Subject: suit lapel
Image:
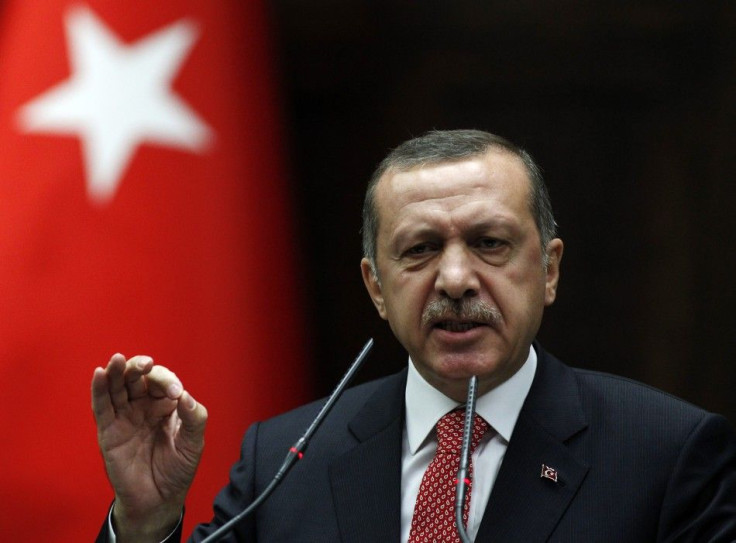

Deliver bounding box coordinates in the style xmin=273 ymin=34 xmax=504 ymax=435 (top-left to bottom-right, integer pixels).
xmin=329 ymin=370 xmax=406 ymax=543
xmin=326 ymin=346 xmax=589 ymax=542
xmin=476 ymin=347 xmax=590 ymax=542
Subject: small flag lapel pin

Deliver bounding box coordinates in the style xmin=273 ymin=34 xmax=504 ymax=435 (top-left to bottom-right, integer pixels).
xmin=540 ymin=464 xmax=558 ymax=483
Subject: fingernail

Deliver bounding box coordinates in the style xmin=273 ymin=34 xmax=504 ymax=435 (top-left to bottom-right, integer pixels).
xmin=168 ymin=383 xmax=182 ymax=397
xmin=185 ymin=394 xmax=197 ymax=410
xmin=136 ymin=357 xmax=151 ymax=370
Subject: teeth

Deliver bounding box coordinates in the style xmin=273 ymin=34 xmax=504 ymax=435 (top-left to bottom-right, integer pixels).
xmin=440 ymin=321 xmax=476 ymax=332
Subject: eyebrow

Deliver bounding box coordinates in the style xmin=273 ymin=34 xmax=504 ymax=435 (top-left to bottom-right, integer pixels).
xmin=389 ymin=214 xmax=521 ymax=249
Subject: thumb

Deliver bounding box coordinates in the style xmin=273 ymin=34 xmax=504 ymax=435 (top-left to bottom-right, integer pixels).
xmin=175 ymin=391 xmax=207 ymax=457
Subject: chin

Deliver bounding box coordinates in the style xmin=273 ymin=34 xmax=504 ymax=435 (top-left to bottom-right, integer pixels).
xmin=433 ymin=352 xmax=504 ymax=381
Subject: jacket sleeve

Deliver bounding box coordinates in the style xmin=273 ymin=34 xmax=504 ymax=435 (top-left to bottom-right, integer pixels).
xmin=187 ymin=423 xmax=260 ymax=542
xmin=657 ymin=413 xmax=736 ymax=541
xmin=94 ymin=503 xmax=184 ymax=543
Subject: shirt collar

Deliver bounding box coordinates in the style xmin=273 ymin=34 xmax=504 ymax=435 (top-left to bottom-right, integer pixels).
xmin=404 ymin=346 xmax=537 ymax=454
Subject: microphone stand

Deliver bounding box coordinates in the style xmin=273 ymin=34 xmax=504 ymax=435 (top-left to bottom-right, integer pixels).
xmin=201 ymin=338 xmax=374 ymax=543
xmin=455 ymin=375 xmax=478 ymax=543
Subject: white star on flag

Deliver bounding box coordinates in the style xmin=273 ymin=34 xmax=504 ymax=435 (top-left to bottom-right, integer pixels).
xmin=16 ymin=5 xmax=213 ymax=204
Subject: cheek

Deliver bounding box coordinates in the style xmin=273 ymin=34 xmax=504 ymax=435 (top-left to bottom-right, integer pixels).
xmin=487 ymin=264 xmax=547 ymax=314
xmin=384 ymin=278 xmax=427 ymax=326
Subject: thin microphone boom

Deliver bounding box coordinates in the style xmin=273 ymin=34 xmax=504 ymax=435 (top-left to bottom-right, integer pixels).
xmin=455 ymin=375 xmax=478 ymax=543
xmin=201 ymin=338 xmax=374 ymax=543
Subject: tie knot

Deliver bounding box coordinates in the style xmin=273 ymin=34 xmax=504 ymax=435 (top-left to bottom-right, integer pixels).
xmin=435 ymin=408 xmax=489 ymax=455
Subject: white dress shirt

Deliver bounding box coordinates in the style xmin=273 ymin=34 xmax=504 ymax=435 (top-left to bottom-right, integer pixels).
xmin=401 ymin=347 xmax=537 ymax=542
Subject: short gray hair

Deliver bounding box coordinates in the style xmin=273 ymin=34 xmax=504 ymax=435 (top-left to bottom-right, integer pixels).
xmin=361 ymin=129 xmax=557 ymax=273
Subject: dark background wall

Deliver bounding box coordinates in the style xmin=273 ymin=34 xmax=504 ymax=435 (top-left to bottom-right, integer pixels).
xmin=267 ymin=1 xmax=736 ymax=423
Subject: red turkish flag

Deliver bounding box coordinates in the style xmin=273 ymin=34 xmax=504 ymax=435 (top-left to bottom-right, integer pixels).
xmin=0 ymin=1 xmax=311 ymax=540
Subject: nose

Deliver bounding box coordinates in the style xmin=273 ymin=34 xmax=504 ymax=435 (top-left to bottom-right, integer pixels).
xmin=435 ymin=244 xmax=480 ymax=300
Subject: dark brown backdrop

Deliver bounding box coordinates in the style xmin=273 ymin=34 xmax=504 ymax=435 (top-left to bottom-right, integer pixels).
xmin=268 ymin=1 xmax=736 ymax=423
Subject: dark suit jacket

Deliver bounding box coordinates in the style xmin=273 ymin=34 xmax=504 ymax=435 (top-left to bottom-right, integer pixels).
xmin=99 ymin=346 xmax=736 ymax=542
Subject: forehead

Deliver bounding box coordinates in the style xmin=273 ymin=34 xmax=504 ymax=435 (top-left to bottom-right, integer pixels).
xmin=374 ymin=150 xmax=533 ymax=227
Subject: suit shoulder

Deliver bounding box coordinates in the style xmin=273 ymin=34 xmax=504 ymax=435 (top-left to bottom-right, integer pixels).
xmin=254 ymin=371 xmax=404 ymax=440
xmin=572 ymin=367 xmax=702 ymax=407
xmin=571 ymin=366 xmax=718 ymax=430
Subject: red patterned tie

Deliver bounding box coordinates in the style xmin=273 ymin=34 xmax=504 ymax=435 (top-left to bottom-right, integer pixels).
xmin=409 ymin=409 xmax=490 ymax=543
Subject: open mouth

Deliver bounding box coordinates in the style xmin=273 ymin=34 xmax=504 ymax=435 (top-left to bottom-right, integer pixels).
xmin=435 ymin=321 xmax=485 ymax=332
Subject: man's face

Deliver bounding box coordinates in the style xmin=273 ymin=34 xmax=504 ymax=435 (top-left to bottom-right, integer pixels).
xmin=361 ymin=149 xmax=563 ymax=401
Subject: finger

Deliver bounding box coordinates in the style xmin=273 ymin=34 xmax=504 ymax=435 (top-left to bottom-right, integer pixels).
xmin=91 ymin=366 xmax=115 ymax=428
xmin=144 ymin=365 xmax=183 ymax=400
xmin=175 ymin=391 xmax=208 ymax=457
xmin=123 ymin=355 xmax=154 ymax=400
xmin=146 ymin=396 xmax=179 ymax=419
xmin=106 ymin=353 xmax=131 ymax=412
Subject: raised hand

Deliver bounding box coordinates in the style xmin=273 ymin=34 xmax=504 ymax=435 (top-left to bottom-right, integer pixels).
xmin=91 ymin=354 xmax=208 ymax=542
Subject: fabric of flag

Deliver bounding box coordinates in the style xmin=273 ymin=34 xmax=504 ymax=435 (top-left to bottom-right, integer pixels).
xmin=0 ymin=1 xmax=311 ymax=540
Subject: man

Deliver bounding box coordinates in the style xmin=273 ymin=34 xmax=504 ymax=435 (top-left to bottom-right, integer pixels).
xmin=93 ymin=129 xmax=736 ymax=542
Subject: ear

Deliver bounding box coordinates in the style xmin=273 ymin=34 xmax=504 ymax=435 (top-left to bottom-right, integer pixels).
xmin=543 ymin=238 xmax=564 ymax=306
xmin=361 ymin=257 xmax=388 ymax=320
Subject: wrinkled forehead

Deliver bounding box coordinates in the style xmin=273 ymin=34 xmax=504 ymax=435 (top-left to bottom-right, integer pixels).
xmin=374 ymin=150 xmax=533 ymax=224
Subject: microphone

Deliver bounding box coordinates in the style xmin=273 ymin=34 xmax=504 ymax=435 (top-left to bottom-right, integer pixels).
xmin=455 ymin=375 xmax=478 ymax=543
xmin=201 ymin=338 xmax=374 ymax=543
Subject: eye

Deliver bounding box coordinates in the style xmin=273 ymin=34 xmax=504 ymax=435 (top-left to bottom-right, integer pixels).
xmin=404 ymin=242 xmax=437 ymax=257
xmin=476 ymin=237 xmax=504 ymax=250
